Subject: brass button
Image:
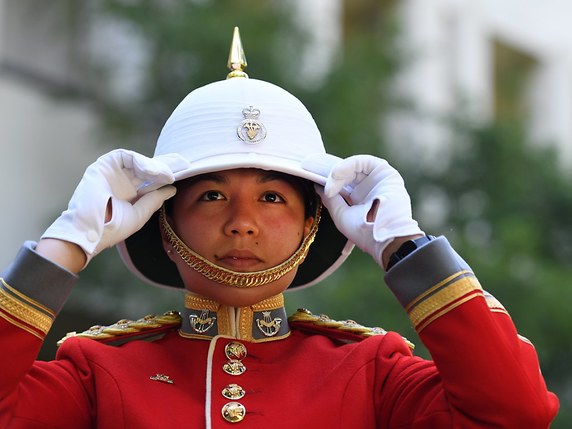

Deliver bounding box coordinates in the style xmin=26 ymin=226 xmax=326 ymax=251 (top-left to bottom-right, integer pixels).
xmin=223 ymin=359 xmax=246 ymax=376
xmin=225 ymin=342 xmax=247 ymax=360
xmin=222 ymin=383 xmax=246 ymax=400
xmin=222 ymin=402 xmax=246 ymax=423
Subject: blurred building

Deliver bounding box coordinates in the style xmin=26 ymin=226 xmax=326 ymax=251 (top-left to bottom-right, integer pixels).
xmin=0 ymin=0 xmax=105 ymax=268
xmin=391 ymin=0 xmax=572 ymax=164
xmin=2 ymin=0 xmax=572 ymax=269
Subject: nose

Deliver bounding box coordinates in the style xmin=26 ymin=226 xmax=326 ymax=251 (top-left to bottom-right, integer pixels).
xmin=223 ymin=200 xmax=259 ymax=237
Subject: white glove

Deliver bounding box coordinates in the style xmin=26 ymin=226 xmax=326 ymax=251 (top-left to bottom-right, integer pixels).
xmin=42 ymin=149 xmax=190 ymax=266
xmin=302 ymin=154 xmax=423 ymax=266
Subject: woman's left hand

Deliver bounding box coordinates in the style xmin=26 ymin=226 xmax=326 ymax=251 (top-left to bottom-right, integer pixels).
xmin=303 ymin=154 xmax=423 ymax=267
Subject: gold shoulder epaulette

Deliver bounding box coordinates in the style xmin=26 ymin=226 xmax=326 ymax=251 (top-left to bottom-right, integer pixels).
xmin=288 ymin=308 xmax=415 ymax=350
xmin=57 ymin=311 xmax=182 ymax=347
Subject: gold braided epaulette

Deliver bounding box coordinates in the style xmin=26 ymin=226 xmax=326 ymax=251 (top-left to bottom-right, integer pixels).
xmin=288 ymin=308 xmax=415 ymax=350
xmin=57 ymin=311 xmax=182 ymax=347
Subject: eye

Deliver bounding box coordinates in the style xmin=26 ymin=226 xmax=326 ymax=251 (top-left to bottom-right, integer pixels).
xmin=261 ymin=192 xmax=284 ymax=203
xmin=200 ymin=190 xmax=225 ymax=201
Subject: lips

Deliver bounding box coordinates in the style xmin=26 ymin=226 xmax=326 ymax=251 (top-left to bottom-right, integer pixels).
xmin=216 ymin=250 xmax=263 ymax=271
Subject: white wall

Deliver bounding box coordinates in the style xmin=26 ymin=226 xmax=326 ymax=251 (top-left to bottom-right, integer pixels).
xmin=391 ymin=0 xmax=572 ymax=165
xmin=0 ymin=0 xmax=111 ymax=268
xmin=0 ymin=76 xmax=105 ymax=268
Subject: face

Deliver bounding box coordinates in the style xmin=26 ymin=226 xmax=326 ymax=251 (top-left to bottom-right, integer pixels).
xmin=162 ymin=168 xmax=314 ymax=307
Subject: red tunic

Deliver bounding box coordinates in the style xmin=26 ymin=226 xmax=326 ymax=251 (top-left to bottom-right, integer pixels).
xmin=0 ymin=238 xmax=559 ymax=428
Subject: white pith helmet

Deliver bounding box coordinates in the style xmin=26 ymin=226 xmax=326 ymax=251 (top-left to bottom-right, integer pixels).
xmin=118 ymin=27 xmax=354 ymax=290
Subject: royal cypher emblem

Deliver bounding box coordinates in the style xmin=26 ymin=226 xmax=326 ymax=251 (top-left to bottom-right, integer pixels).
xmin=237 ymin=106 xmax=267 ymax=144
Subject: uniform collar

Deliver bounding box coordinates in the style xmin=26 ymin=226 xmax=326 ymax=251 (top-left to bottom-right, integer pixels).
xmin=179 ymin=293 xmax=290 ymax=342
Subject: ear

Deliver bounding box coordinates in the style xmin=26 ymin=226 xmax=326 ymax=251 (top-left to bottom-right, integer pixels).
xmin=159 ymin=214 xmax=177 ymax=262
xmin=303 ymin=216 xmax=314 ymax=238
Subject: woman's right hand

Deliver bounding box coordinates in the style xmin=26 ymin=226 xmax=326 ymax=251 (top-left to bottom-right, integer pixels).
xmin=39 ymin=149 xmax=189 ymax=271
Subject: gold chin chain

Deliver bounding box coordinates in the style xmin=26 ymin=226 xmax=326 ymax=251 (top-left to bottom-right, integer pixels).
xmin=159 ymin=203 xmax=321 ymax=288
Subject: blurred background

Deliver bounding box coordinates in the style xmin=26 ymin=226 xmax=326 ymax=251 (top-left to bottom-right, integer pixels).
xmin=1 ymin=0 xmax=571 ymax=425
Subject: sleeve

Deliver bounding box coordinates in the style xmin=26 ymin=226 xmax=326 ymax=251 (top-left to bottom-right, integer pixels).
xmin=0 ymin=241 xmax=92 ymax=427
xmin=380 ymin=236 xmax=559 ymax=428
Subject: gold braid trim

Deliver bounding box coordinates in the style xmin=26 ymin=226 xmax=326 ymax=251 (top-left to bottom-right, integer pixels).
xmin=0 ymin=278 xmax=54 ymax=337
xmin=252 ymin=294 xmax=284 ymax=311
xmin=184 ymin=292 xmax=284 ymax=312
xmin=160 ymin=203 xmax=321 ymax=288
xmin=185 ymin=293 xmax=221 ymax=311
xmin=407 ymin=273 xmax=483 ymax=332
xmin=57 ymin=311 xmax=182 ymax=346
xmin=484 ymin=292 xmax=508 ymax=315
xmin=288 ymin=308 xmax=415 ymax=350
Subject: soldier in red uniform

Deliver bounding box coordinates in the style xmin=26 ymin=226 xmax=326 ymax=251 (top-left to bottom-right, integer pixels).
xmin=0 ymin=28 xmax=559 ymax=428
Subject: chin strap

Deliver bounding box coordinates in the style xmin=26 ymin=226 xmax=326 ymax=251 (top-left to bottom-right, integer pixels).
xmin=159 ymin=203 xmax=321 ymax=288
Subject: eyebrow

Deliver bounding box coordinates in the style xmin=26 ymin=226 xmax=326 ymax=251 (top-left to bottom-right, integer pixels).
xmin=257 ymin=171 xmax=291 ymax=184
xmin=192 ymin=172 xmax=228 ymax=184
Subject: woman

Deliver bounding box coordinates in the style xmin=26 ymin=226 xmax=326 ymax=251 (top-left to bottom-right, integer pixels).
xmin=0 ymin=29 xmax=558 ymax=428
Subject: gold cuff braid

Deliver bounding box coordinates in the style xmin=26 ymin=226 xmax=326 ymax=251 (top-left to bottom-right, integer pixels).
xmin=160 ymin=203 xmax=321 ymax=288
xmin=0 ymin=278 xmax=54 ymax=338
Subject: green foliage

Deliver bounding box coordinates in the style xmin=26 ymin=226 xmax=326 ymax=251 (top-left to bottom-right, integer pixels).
xmin=408 ymin=118 xmax=572 ymax=426
xmin=299 ymin=16 xmax=404 ymax=158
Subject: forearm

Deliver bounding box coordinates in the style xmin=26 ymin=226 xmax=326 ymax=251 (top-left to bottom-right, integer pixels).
xmin=36 ymin=238 xmax=87 ymax=274
xmin=384 ymin=237 xmax=559 ymax=427
xmin=0 ymin=243 xmax=95 ymax=427
xmin=0 ymin=242 xmax=77 ymax=394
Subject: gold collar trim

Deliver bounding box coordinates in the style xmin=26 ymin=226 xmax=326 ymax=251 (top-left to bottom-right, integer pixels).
xmin=179 ymin=293 xmax=290 ymax=342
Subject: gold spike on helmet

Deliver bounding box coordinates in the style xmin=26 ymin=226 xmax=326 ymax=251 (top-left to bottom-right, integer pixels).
xmin=227 ymin=27 xmax=248 ymax=79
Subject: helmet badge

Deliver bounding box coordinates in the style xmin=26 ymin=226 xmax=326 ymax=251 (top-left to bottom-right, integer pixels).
xmin=237 ymin=106 xmax=267 ymax=144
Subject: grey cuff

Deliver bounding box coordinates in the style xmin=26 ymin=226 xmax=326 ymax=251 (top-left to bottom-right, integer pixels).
xmin=384 ymin=236 xmax=472 ymax=308
xmin=1 ymin=241 xmax=77 ymax=314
